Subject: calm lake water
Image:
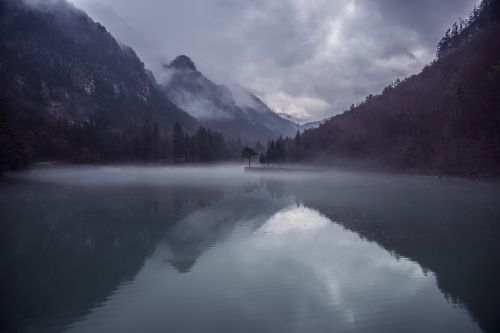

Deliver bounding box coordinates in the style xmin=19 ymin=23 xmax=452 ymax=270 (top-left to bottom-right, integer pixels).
xmin=1 ymin=165 xmax=499 ymax=333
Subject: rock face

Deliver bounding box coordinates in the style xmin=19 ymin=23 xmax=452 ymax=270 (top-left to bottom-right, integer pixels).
xmin=161 ymin=55 xmax=296 ymax=141
xmin=168 ymin=55 xmax=197 ymax=71
xmin=0 ymin=0 xmax=196 ymax=131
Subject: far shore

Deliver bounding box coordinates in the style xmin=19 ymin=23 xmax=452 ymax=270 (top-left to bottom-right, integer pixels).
xmin=244 ymin=165 xmax=326 ymax=173
xmin=1 ymin=161 xmax=498 ymax=182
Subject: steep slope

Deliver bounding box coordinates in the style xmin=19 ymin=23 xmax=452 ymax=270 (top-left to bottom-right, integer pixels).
xmin=0 ymin=0 xmax=197 ymax=131
xmin=299 ymin=0 xmax=500 ymax=175
xmin=161 ymin=55 xmax=296 ymax=141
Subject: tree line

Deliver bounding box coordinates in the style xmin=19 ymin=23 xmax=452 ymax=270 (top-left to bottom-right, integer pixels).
xmin=172 ymin=122 xmax=230 ymax=162
xmin=258 ymin=0 xmax=500 ymax=175
xmin=254 ymin=132 xmax=304 ymax=166
xmin=0 ymin=96 xmax=243 ymax=173
xmin=437 ymin=0 xmax=499 ymax=57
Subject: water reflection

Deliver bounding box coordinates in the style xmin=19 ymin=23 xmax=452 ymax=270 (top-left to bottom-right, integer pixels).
xmin=0 ymin=166 xmax=498 ymax=333
xmin=288 ymin=173 xmax=500 ymax=333
xmin=65 ymin=206 xmax=480 ymax=333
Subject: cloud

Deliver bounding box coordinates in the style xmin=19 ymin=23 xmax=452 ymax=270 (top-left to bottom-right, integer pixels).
xmin=69 ymin=0 xmax=478 ymax=121
xmin=161 ymin=66 xmax=236 ymax=120
xmin=265 ymin=92 xmax=331 ymax=122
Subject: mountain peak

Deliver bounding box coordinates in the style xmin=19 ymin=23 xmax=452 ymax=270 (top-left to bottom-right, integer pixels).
xmin=168 ymin=55 xmax=196 ymax=71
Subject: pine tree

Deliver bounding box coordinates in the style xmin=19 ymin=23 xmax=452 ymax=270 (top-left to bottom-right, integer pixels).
xmin=173 ymin=122 xmax=184 ymax=162
xmin=0 ymin=98 xmax=30 ymax=172
xmin=259 ymin=153 xmax=265 ymax=165
xmin=241 ymin=147 xmax=258 ymax=167
xmin=294 ymin=130 xmax=301 ymax=161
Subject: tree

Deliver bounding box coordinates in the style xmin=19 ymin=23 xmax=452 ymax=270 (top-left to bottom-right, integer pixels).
xmin=141 ymin=119 xmax=157 ymax=160
xmin=275 ymin=136 xmax=286 ymax=164
xmin=241 ymin=147 xmax=258 ymax=167
xmin=259 ymin=153 xmax=265 ymax=166
xmin=294 ymin=130 xmax=302 ymax=161
xmin=437 ymin=28 xmax=452 ymax=57
xmin=0 ymin=98 xmax=31 ymax=172
xmin=451 ymin=22 xmax=459 ymax=37
xmin=173 ymin=121 xmax=184 ymax=162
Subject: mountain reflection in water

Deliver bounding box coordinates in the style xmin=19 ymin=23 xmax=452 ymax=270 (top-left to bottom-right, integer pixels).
xmin=0 ymin=166 xmax=498 ymax=333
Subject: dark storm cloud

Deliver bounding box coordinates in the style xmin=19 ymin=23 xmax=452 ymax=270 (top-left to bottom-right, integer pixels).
xmin=69 ymin=0 xmax=478 ymax=121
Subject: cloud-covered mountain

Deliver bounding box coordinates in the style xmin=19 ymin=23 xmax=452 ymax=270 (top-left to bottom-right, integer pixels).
xmin=300 ymin=120 xmax=324 ymax=132
xmin=0 ymin=0 xmax=196 ymax=131
xmin=161 ymin=55 xmax=296 ymax=141
xmin=277 ymin=112 xmax=304 ymax=125
xmin=67 ymin=0 xmax=478 ymax=121
xmin=277 ymin=112 xmax=325 ymax=131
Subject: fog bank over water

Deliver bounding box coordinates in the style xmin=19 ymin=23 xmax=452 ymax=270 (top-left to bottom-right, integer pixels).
xmin=6 ymin=164 xmax=324 ymax=186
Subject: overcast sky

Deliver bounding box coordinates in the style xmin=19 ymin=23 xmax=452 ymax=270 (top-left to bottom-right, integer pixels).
xmin=69 ymin=0 xmax=477 ymax=121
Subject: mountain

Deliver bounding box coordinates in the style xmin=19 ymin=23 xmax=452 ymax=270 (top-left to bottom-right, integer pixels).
xmin=0 ymin=0 xmax=196 ymax=131
xmin=277 ymin=112 xmax=303 ymax=124
xmin=0 ymin=0 xmax=206 ymax=167
xmin=277 ymin=112 xmax=325 ymax=131
xmin=300 ymin=119 xmax=323 ymax=131
xmin=0 ymin=0 xmax=197 ymax=131
xmin=293 ymin=0 xmax=500 ymax=175
xmin=161 ymin=55 xmax=296 ymax=141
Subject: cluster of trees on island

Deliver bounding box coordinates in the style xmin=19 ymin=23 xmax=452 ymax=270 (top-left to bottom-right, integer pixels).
xmin=242 ymin=132 xmax=304 ymax=167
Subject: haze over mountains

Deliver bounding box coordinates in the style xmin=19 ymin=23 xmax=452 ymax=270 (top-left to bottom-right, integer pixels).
xmin=161 ymin=55 xmax=296 ymax=141
xmin=277 ymin=112 xmax=324 ymax=132
xmin=0 ymin=0 xmax=294 ymax=147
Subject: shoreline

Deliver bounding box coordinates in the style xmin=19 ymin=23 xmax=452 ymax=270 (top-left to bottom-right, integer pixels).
xmin=2 ymin=162 xmax=498 ymax=182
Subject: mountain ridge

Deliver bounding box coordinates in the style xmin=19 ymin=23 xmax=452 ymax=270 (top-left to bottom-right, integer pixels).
xmin=0 ymin=0 xmax=197 ymax=131
xmin=161 ymin=55 xmax=297 ymax=141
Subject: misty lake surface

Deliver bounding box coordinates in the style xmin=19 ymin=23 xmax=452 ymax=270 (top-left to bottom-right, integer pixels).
xmin=1 ymin=166 xmax=499 ymax=333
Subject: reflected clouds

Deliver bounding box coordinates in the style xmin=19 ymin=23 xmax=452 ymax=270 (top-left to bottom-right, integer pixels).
xmin=1 ymin=166 xmax=498 ymax=333
xmin=67 ymin=205 xmax=480 ymax=333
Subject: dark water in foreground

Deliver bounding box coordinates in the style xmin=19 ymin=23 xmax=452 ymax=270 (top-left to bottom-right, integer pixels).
xmin=0 ymin=166 xmax=499 ymax=333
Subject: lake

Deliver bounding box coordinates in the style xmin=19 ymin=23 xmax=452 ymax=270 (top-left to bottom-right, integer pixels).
xmin=0 ymin=165 xmax=499 ymax=333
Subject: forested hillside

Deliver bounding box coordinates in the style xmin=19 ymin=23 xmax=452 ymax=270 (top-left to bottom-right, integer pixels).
xmin=0 ymin=0 xmax=232 ymax=170
xmin=263 ymin=0 xmax=500 ymax=175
